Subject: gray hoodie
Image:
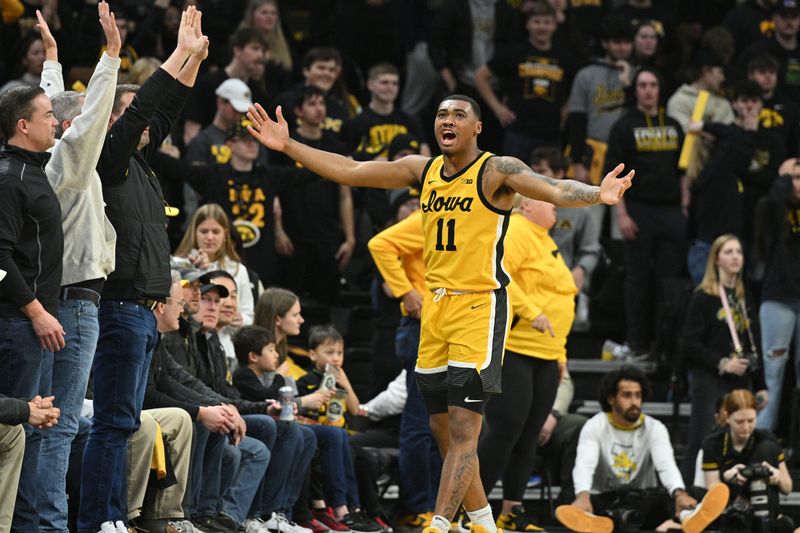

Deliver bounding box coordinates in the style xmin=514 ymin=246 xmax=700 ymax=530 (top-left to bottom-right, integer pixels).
xmin=41 ymin=54 xmax=120 ymax=286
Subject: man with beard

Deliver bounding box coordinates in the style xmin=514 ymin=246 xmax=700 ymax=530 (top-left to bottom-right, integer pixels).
xmin=556 ymin=366 xmax=730 ymax=533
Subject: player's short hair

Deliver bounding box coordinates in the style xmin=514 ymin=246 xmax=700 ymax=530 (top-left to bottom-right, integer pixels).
xmin=0 ymin=85 xmax=46 ymax=140
xmin=293 ymin=85 xmax=326 ymax=110
xmin=732 ymin=80 xmax=763 ymax=101
xmin=439 ymin=94 xmax=481 ymax=120
xmin=308 ymin=324 xmax=344 ymax=350
xmin=531 ymin=146 xmax=569 ymax=173
xmin=303 ymin=47 xmax=342 ymax=70
xmin=233 ymin=325 xmax=276 ymax=368
xmin=598 ymin=365 xmax=650 ymax=412
xmin=368 ymin=62 xmax=399 ymax=80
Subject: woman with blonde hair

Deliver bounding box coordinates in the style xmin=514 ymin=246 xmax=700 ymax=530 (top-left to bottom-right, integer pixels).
xmin=681 ymin=234 xmax=766 ymax=479
xmin=175 ymin=204 xmax=254 ymax=324
xmin=240 ymin=0 xmax=295 ymax=94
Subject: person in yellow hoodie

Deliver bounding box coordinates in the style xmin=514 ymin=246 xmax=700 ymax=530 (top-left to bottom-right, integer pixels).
xmin=368 ymin=181 xmax=443 ymax=529
xmin=477 ymin=194 xmax=578 ymax=532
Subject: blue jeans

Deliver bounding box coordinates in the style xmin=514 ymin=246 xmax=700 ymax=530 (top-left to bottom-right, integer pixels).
xmin=219 ymin=435 xmax=269 ymax=524
xmin=78 ymin=301 xmax=158 ymax=533
xmin=39 ymin=295 xmax=99 ymax=533
xmin=251 ymin=421 xmax=316 ymax=518
xmin=0 ymin=318 xmax=54 ymax=533
xmin=756 ymin=299 xmax=800 ymax=430
xmin=306 ymin=424 xmax=360 ymax=508
xmin=396 ymin=317 xmax=441 ymax=513
xmin=687 ymin=240 xmax=711 ymax=288
xmin=189 ymin=424 xmax=226 ymax=518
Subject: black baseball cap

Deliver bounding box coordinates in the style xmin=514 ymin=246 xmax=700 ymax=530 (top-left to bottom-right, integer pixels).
xmin=387 ymin=134 xmax=421 ymax=160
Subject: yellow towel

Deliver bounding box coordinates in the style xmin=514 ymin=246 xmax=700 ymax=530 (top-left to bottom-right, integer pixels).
xmin=150 ymin=422 xmax=167 ymax=480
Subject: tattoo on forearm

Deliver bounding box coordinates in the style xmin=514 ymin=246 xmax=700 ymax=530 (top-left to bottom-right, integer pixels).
xmin=556 ymin=180 xmax=600 ymax=205
xmin=442 ymin=451 xmax=478 ymax=519
xmin=491 ymin=156 xmax=528 ymax=176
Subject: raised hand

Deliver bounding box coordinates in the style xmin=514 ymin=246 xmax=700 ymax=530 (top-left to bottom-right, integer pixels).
xmin=35 ymin=10 xmax=58 ymax=61
xmin=247 ymin=104 xmax=290 ymax=152
xmin=599 ymin=163 xmax=634 ymax=205
xmin=98 ymin=1 xmax=121 ymax=58
xmin=176 ymin=6 xmax=196 ymax=54
xmin=187 ymin=9 xmax=209 ymax=59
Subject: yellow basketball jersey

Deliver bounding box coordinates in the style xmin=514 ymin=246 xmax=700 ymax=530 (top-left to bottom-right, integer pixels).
xmin=419 ymin=152 xmax=511 ymax=291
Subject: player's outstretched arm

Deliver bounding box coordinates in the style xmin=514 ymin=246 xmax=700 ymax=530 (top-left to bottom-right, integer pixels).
xmin=247 ymin=103 xmax=425 ymax=190
xmin=496 ymin=156 xmax=634 ymax=207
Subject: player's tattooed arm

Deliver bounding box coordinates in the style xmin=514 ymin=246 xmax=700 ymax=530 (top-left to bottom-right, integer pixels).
xmin=492 ymin=155 xmax=632 ymax=207
xmin=490 ymin=155 xmax=601 ymax=206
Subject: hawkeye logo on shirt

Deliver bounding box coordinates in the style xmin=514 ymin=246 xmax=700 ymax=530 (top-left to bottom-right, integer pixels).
xmin=421 ymin=190 xmax=474 ymax=213
xmin=760 ymin=108 xmax=785 ymax=129
xmin=633 ymin=126 xmax=679 ymax=152
xmin=593 ymin=84 xmax=626 ymax=111
xmin=211 ymin=144 xmax=232 ymax=164
xmin=611 ymin=443 xmax=638 ymax=482
xmin=228 ymin=180 xmax=267 ymax=247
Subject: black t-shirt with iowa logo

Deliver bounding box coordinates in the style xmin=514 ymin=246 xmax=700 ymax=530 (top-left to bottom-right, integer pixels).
xmin=345 ymin=107 xmax=425 ymax=159
xmin=150 ymin=151 xmax=313 ymax=284
xmin=488 ymin=41 xmax=577 ymax=139
xmin=605 ymin=108 xmax=684 ymax=205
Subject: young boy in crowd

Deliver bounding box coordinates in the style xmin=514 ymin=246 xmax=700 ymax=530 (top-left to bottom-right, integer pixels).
xmin=233 ymin=325 xmax=291 ymax=400
xmin=298 ymin=326 xmax=361 ymax=423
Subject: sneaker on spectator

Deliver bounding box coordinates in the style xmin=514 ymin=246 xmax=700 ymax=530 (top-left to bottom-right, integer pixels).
xmin=296 ymin=519 xmax=330 ymax=533
xmin=312 ymin=508 xmax=350 ymax=532
xmin=495 ymin=505 xmax=545 ymax=531
xmin=195 ymin=515 xmax=239 ymax=533
xmin=340 ymin=512 xmax=381 ymax=533
xmin=395 ymin=513 xmax=433 ymax=528
xmin=370 ymin=515 xmax=393 ymax=533
xmin=245 ymin=518 xmax=273 ymax=533
xmin=170 ymin=519 xmax=207 ymax=533
xmin=98 ymin=521 xmax=118 ymax=533
xmin=265 ymin=513 xmax=313 ymax=533
xmin=681 ymin=482 xmax=729 ymax=533
xmin=555 ymin=505 xmax=612 ymax=533
xmin=115 ymin=520 xmax=133 ymax=533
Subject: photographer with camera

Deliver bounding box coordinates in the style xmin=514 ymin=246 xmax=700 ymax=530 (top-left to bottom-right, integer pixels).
xmin=556 ymin=366 xmax=729 ymax=533
xmin=702 ymin=389 xmax=794 ymax=533
xmin=681 ymin=233 xmax=767 ymax=481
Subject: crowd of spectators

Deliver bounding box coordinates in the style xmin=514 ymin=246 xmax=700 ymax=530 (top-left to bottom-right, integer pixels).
xmin=1 ymin=0 xmax=800 ymax=532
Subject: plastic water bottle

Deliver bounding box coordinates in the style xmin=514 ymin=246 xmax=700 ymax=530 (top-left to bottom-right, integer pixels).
xmin=279 ymin=386 xmax=295 ymax=422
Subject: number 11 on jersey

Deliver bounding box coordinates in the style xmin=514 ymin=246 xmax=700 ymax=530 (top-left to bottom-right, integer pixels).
xmin=436 ymin=218 xmax=457 ymax=251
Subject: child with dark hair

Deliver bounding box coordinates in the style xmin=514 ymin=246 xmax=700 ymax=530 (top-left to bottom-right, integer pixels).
xmin=296 ymin=326 xmax=390 ymax=533
xmin=232 ymin=325 xmax=286 ymax=398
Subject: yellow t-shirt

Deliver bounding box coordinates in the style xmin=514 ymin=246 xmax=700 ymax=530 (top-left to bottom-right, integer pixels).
xmin=367 ymin=209 xmax=426 ymax=300
xmin=503 ymin=214 xmax=577 ymax=361
xmin=420 ymin=152 xmax=510 ymax=291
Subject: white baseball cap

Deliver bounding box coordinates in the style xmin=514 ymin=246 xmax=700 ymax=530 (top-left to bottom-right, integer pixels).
xmin=215 ymin=78 xmax=253 ymax=113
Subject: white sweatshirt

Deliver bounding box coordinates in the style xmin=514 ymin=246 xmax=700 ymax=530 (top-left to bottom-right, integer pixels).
xmin=573 ymin=412 xmax=685 ymax=496
xmin=41 ymin=55 xmax=120 ymax=286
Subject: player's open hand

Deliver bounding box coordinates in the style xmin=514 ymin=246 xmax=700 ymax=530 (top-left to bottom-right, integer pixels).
xmin=599 ymin=163 xmax=634 ymax=205
xmin=98 ymin=2 xmax=121 ymax=58
xmin=247 ymin=104 xmax=290 ymax=152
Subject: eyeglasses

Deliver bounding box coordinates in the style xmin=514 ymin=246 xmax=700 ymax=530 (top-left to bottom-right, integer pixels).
xmin=166 ymin=297 xmax=186 ymax=308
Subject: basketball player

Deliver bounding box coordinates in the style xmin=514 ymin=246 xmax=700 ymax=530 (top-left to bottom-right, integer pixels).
xmin=246 ymin=95 xmax=633 ymax=533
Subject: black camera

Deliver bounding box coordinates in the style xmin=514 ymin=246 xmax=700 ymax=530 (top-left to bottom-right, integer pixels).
xmin=606 ymin=508 xmax=643 ymax=531
xmin=740 ymin=464 xmax=771 ymax=480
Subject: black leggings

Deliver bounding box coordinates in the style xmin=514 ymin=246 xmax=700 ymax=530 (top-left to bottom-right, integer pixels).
xmin=478 ymin=352 xmax=559 ymax=500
